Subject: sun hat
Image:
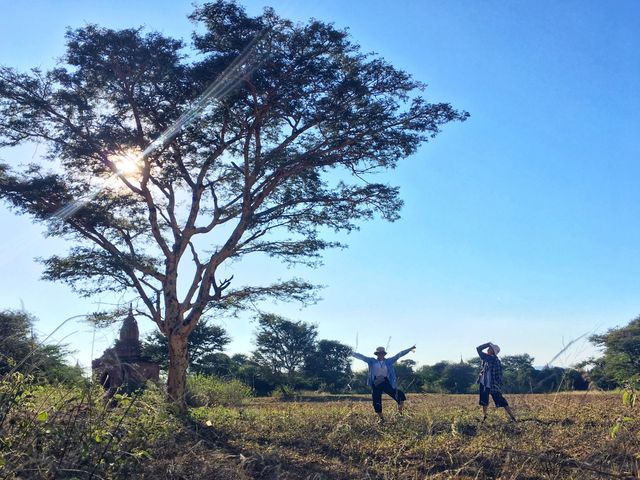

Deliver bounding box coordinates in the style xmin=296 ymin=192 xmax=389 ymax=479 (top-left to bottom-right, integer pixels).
xmin=374 ymin=346 xmax=387 ymax=355
xmin=489 ymin=343 xmax=500 ymax=355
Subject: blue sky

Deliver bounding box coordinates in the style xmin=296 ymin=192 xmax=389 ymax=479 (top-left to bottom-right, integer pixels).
xmin=0 ymin=1 xmax=638 ymax=370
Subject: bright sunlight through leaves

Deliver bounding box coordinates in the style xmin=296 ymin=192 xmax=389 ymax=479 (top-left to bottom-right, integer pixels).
xmin=109 ymin=148 xmax=143 ymax=180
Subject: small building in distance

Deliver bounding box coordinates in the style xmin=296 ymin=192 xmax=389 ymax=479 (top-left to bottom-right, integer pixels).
xmin=92 ymin=306 xmax=159 ymax=396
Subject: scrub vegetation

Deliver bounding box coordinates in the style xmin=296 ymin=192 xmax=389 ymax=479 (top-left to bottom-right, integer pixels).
xmin=3 ymin=310 xmax=640 ymax=478
xmin=1 ymin=371 xmax=638 ymax=479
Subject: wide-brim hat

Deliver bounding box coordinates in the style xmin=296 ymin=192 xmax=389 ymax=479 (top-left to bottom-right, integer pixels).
xmin=489 ymin=343 xmax=501 ymax=355
xmin=374 ymin=346 xmax=387 ymax=355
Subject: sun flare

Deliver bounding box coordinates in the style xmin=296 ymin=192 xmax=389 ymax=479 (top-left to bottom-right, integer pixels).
xmin=109 ymin=148 xmax=143 ymax=180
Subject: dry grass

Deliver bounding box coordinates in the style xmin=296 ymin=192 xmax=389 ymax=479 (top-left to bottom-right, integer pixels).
xmin=2 ymin=384 xmax=639 ymax=479
xmin=188 ymin=392 xmax=640 ymax=479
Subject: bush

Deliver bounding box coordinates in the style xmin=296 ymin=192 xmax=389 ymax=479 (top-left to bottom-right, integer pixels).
xmin=270 ymin=384 xmax=300 ymax=401
xmin=0 ymin=310 xmax=88 ymax=386
xmin=186 ymin=374 xmax=252 ymax=407
xmin=0 ymin=374 xmax=181 ymax=479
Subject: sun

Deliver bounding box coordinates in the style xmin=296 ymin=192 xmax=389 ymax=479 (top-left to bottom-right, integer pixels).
xmin=109 ymin=148 xmax=143 ymax=180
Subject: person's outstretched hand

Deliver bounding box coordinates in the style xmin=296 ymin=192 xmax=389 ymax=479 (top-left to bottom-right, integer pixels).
xmin=410 ymin=345 xmax=416 ymax=352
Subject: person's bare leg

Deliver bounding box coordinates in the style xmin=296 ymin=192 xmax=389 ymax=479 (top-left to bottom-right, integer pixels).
xmin=398 ymin=401 xmax=404 ymax=415
xmin=504 ymin=406 xmax=516 ymax=422
xmin=377 ymin=411 xmax=384 ymax=423
xmin=482 ymin=405 xmax=488 ymax=421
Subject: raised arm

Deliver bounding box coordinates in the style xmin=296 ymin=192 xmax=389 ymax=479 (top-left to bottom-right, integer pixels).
xmin=476 ymin=342 xmax=492 ymax=361
xmin=388 ymin=345 xmax=416 ymax=363
xmin=351 ymin=352 xmax=371 ymax=363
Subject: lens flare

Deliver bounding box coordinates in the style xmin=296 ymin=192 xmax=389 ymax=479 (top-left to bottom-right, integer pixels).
xmin=48 ymin=28 xmax=271 ymax=224
xmin=109 ymin=148 xmax=143 ymax=179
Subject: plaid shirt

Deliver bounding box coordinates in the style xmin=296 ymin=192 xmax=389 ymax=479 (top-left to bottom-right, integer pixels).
xmin=477 ymin=344 xmax=503 ymax=391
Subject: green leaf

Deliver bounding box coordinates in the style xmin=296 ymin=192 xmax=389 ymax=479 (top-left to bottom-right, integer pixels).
xmin=134 ymin=450 xmax=152 ymax=459
xmin=0 ymin=456 xmax=5 ymax=467
xmin=623 ymin=390 xmax=630 ymax=406
xmin=610 ymin=423 xmax=620 ymax=438
xmin=37 ymin=411 xmax=48 ymax=422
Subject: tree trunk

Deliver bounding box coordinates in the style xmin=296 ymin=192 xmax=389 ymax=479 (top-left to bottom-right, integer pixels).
xmin=167 ymin=334 xmax=189 ymax=411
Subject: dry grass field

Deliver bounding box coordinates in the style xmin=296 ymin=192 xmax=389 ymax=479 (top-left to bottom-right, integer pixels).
xmin=185 ymin=392 xmax=639 ymax=479
xmin=1 ymin=380 xmax=639 ymax=479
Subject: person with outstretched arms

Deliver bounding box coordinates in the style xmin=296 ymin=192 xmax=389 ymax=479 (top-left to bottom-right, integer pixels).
xmin=352 ymin=345 xmax=415 ymax=423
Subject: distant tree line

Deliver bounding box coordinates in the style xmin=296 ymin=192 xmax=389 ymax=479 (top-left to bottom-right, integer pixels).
xmin=347 ymin=355 xmax=588 ymax=395
xmin=580 ymin=315 xmax=640 ymax=390
xmin=141 ymin=313 xmax=592 ymax=395
xmin=142 ymin=313 xmax=353 ymax=395
xmin=0 ymin=310 xmax=85 ymax=385
xmin=5 ymin=307 xmax=640 ymax=395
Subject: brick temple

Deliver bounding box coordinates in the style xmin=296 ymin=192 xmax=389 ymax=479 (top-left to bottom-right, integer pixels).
xmin=92 ymin=306 xmax=160 ymax=396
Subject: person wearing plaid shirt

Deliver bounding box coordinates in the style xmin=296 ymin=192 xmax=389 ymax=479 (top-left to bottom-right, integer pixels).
xmin=476 ymin=342 xmax=517 ymax=422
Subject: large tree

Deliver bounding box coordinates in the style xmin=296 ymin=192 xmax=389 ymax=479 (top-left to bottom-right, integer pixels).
xmin=303 ymin=339 xmax=352 ymax=392
xmin=501 ymin=354 xmax=536 ymax=393
xmin=587 ymin=316 xmax=640 ymax=388
xmin=253 ymin=313 xmax=317 ymax=384
xmin=142 ymin=320 xmax=230 ymax=371
xmin=0 ymin=1 xmax=467 ymax=407
xmin=438 ymin=362 xmax=476 ymax=394
xmin=416 ymin=361 xmax=449 ymax=393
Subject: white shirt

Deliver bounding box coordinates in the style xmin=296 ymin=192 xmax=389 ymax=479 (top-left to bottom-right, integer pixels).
xmin=372 ymin=360 xmax=388 ymax=379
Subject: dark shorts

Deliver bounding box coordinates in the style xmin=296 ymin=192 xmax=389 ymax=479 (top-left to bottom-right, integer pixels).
xmin=479 ymin=384 xmax=509 ymax=407
xmin=371 ymin=378 xmax=406 ymax=413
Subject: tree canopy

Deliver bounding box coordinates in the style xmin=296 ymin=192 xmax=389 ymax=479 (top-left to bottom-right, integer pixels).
xmin=142 ymin=320 xmax=230 ymax=371
xmin=253 ymin=313 xmax=317 ymax=380
xmin=587 ymin=316 xmax=640 ymax=388
xmin=303 ymin=339 xmax=352 ymax=392
xmin=0 ymin=1 xmax=467 ymax=406
xmin=0 ymin=310 xmax=85 ymax=384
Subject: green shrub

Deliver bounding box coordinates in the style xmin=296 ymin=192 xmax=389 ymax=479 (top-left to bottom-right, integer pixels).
xmin=271 ymin=384 xmax=299 ymax=401
xmin=0 ymin=374 xmax=180 ymax=479
xmin=186 ymin=374 xmax=252 ymax=407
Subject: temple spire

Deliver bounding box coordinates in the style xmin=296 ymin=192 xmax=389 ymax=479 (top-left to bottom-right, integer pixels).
xmin=117 ymin=306 xmax=140 ymax=359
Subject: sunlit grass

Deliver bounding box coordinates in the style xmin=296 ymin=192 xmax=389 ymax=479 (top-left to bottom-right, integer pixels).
xmin=1 ymin=378 xmax=638 ymax=479
xmin=191 ymin=392 xmax=639 ymax=479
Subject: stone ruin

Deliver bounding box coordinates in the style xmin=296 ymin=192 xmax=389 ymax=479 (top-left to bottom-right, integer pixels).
xmin=92 ymin=307 xmax=160 ymax=396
